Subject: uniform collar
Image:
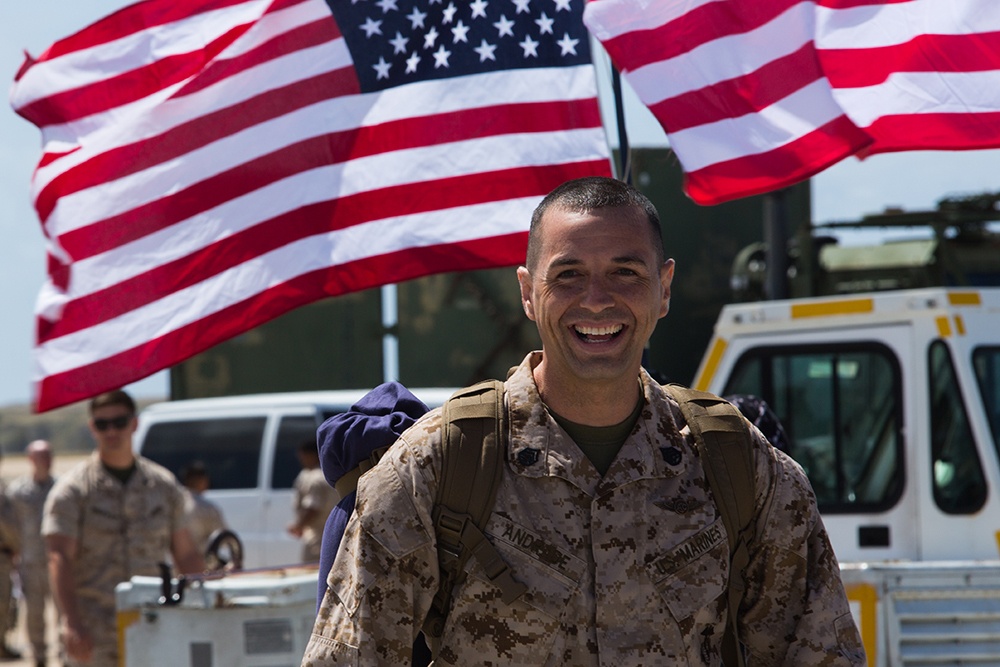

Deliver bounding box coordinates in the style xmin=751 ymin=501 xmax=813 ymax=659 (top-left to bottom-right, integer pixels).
xmin=504 ymin=352 xmax=687 ymax=498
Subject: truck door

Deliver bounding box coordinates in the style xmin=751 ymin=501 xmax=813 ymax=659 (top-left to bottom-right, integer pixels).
xmin=715 ymin=326 xmax=918 ymax=562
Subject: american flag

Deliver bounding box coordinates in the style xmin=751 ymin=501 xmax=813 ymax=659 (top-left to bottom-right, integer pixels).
xmin=11 ymin=0 xmax=610 ymax=412
xmin=584 ymin=0 xmax=1000 ymax=206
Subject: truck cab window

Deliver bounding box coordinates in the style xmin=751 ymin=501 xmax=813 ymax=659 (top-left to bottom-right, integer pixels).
xmin=930 ymin=342 xmax=987 ymax=514
xmin=973 ymin=346 xmax=1000 ymax=460
xmin=724 ymin=344 xmax=904 ymax=513
xmin=143 ymin=417 xmax=266 ymax=489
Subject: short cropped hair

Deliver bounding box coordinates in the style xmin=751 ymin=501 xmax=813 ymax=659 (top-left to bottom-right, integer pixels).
xmin=181 ymin=460 xmax=210 ymax=486
xmin=89 ymin=389 xmax=136 ymax=417
xmin=526 ymin=176 xmax=664 ymax=271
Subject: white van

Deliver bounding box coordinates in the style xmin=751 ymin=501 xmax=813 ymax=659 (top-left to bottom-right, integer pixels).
xmin=133 ymin=389 xmax=454 ymax=569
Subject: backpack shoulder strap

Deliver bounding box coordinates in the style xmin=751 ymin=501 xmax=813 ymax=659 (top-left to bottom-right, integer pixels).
xmin=665 ymin=384 xmax=756 ymax=667
xmin=423 ymin=379 xmax=526 ymax=640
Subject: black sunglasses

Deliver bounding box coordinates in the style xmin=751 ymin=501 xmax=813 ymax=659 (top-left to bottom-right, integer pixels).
xmin=93 ymin=415 xmax=132 ymax=432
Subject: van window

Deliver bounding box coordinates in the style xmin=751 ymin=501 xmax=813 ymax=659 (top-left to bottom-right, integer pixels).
xmin=271 ymin=415 xmax=323 ymax=490
xmin=973 ymin=346 xmax=1000 ymax=460
xmin=142 ymin=417 xmax=266 ymax=489
xmin=930 ymin=341 xmax=987 ymax=514
xmin=724 ymin=343 xmax=904 ymax=513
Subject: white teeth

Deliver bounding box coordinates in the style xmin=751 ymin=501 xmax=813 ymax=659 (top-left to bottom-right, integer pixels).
xmin=575 ymin=325 xmax=623 ymax=336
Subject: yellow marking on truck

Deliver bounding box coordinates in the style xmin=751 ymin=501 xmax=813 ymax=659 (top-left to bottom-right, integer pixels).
xmin=694 ymin=338 xmax=727 ymax=391
xmin=791 ymin=298 xmax=874 ymax=319
xmin=117 ymin=608 xmax=141 ymax=666
xmin=955 ymin=315 xmax=966 ymax=336
xmin=845 ymin=582 xmax=878 ymax=667
xmin=995 ymin=530 xmax=1000 ymax=557
xmin=935 ymin=316 xmax=952 ymax=338
xmin=948 ymin=291 xmax=981 ymax=306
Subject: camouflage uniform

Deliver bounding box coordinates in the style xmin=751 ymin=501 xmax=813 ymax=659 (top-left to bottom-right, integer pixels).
xmin=7 ymin=473 xmax=56 ymax=663
xmin=42 ymin=453 xmax=188 ymax=667
xmin=292 ymin=468 xmax=337 ymax=562
xmin=303 ymin=352 xmax=865 ymax=666
xmin=182 ymin=489 xmax=226 ymax=555
xmin=0 ymin=485 xmax=19 ymax=655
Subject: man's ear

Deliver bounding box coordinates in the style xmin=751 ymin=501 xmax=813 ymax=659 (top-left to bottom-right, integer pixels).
xmin=517 ymin=266 xmax=536 ymax=321
xmin=659 ymin=259 xmax=675 ymax=318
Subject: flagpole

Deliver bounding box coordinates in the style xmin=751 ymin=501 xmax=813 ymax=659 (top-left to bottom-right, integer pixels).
xmin=381 ymin=284 xmax=399 ymax=383
xmin=763 ymin=191 xmax=789 ymax=300
xmin=611 ymin=66 xmax=632 ymax=184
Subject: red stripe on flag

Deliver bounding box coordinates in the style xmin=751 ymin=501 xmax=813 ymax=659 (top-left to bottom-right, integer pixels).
xmin=816 ymin=0 xmax=913 ymax=8
xmin=173 ymin=13 xmax=343 ymax=97
xmin=36 ymin=0 xmax=258 ymax=61
xmin=863 ymin=111 xmax=1000 ymax=153
xmin=821 ymin=32 xmax=1000 ymax=88
xmin=17 ymin=24 xmax=258 ymax=128
xmin=648 ymin=44 xmax=822 ymax=133
xmin=683 ymin=116 xmax=872 ymax=205
xmin=599 ymin=0 xmax=800 ymax=71
xmin=34 ymin=234 xmax=528 ymax=412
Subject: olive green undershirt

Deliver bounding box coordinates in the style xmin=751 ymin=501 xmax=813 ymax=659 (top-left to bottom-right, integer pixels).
xmin=549 ymin=395 xmax=643 ymax=476
xmin=103 ymin=461 xmax=137 ymax=484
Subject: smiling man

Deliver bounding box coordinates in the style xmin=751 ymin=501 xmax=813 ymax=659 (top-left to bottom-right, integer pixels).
xmin=303 ymin=177 xmax=864 ymax=666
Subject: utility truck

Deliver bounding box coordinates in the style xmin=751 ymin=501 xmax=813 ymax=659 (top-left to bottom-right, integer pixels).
xmin=118 ymin=286 xmax=1000 ymax=667
xmin=693 ymin=286 xmax=1000 ymax=666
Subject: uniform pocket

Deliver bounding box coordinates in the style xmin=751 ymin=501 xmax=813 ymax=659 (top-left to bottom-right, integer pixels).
xmin=301 ymin=633 xmax=358 ymax=666
xmin=646 ymin=519 xmax=729 ymax=622
xmin=434 ymin=519 xmax=583 ymax=663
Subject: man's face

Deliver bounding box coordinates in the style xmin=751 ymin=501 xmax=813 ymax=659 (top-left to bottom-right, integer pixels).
xmin=28 ymin=449 xmax=51 ymax=476
xmin=517 ymin=204 xmax=674 ymax=386
xmin=89 ymin=404 xmax=137 ymax=454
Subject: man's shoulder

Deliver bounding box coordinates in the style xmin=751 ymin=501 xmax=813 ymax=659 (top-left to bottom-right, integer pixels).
xmin=135 ymin=456 xmax=182 ymax=488
xmin=51 ymin=456 xmax=98 ymax=489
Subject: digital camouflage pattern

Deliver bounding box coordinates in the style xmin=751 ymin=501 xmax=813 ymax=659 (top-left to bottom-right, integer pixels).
xmin=42 ymin=453 xmax=188 ymax=667
xmin=303 ymin=352 xmax=865 ymax=666
xmin=8 ymin=473 xmax=57 ymax=661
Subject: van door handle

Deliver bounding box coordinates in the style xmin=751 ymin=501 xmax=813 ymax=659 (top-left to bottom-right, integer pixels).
xmin=858 ymin=525 xmax=890 ymax=547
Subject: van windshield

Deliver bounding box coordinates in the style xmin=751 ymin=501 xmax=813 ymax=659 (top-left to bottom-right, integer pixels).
xmin=142 ymin=417 xmax=266 ymax=489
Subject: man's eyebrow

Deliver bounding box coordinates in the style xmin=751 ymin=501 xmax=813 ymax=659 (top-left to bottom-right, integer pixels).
xmin=612 ymin=254 xmax=646 ymax=265
xmin=547 ymin=254 xmax=647 ymax=269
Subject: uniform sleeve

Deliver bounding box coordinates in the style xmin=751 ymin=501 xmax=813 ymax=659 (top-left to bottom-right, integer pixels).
xmin=41 ymin=477 xmax=81 ymax=541
xmin=302 ymin=429 xmax=440 ymax=666
xmin=169 ymin=478 xmax=189 ymax=531
xmin=739 ymin=437 xmax=866 ymax=666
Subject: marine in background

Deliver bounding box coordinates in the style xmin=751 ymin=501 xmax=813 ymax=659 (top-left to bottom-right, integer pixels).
xmin=288 ymin=440 xmax=337 ymax=563
xmin=7 ymin=440 xmax=56 ymax=667
xmin=43 ymin=390 xmax=204 ymax=667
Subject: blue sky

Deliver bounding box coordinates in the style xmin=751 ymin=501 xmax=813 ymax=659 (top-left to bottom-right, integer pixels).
xmin=2 ymin=1 xmax=1000 ymax=408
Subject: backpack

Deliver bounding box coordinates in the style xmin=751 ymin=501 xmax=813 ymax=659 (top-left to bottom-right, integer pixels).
xmin=339 ymin=380 xmax=756 ymax=666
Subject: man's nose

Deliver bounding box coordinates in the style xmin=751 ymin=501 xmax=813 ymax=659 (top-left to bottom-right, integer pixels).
xmin=579 ymin=276 xmax=615 ymax=312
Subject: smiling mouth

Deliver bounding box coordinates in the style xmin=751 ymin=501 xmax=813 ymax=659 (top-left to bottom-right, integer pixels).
xmin=574 ymin=324 xmax=624 ymax=343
